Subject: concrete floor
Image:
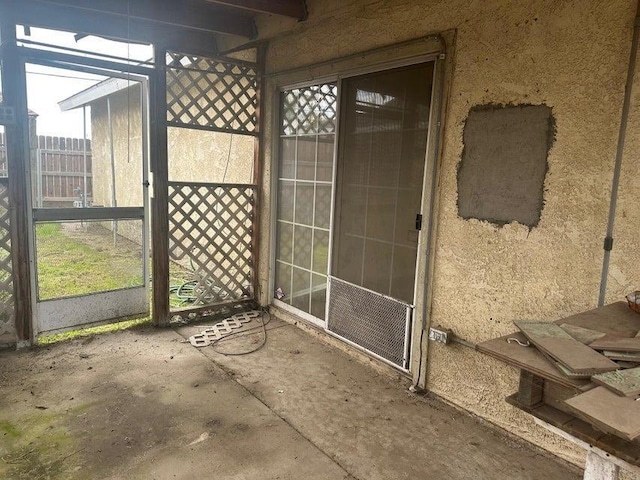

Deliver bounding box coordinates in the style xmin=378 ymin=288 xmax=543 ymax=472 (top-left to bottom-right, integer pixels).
xmin=0 ymin=313 xmax=581 ymax=480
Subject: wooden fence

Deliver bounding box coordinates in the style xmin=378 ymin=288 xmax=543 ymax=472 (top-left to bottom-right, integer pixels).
xmin=0 ymin=132 xmax=92 ymax=207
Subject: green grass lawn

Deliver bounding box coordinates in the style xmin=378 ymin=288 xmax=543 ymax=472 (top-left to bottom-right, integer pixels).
xmin=36 ymin=222 xmax=144 ymax=300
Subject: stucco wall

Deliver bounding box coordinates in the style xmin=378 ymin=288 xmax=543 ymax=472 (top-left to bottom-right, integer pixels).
xmin=90 ymin=84 xmax=254 ymax=244
xmin=255 ymin=0 xmax=640 ymax=473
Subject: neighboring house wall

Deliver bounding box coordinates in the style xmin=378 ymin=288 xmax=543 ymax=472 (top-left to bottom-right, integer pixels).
xmin=256 ymin=0 xmax=640 ymax=469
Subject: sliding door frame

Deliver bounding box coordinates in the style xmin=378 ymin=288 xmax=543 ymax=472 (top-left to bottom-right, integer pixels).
xmin=271 ymin=53 xmax=438 ymax=317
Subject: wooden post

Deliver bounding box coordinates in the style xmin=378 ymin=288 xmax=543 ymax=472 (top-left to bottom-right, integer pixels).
xmin=150 ymin=46 xmax=170 ymax=326
xmin=251 ymin=44 xmax=266 ymax=305
xmin=0 ymin=16 xmax=34 ymax=343
xmin=517 ymin=370 xmax=544 ymax=407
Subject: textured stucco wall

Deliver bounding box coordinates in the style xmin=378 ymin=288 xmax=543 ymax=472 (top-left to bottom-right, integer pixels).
xmin=255 ymin=0 xmax=640 ymax=473
xmin=90 ymin=84 xmax=254 ymax=244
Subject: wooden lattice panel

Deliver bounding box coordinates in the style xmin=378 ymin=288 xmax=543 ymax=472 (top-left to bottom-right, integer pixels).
xmin=0 ymin=182 xmax=15 ymax=344
xmin=166 ymin=52 xmax=258 ymax=135
xmin=168 ymin=182 xmax=255 ymax=308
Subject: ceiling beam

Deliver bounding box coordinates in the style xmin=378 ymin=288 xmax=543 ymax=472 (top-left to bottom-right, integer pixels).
xmin=6 ymin=0 xmax=257 ymax=39
xmin=206 ymin=0 xmax=307 ymax=21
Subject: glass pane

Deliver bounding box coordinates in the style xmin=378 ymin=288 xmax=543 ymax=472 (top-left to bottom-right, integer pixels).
xmin=314 ymin=185 xmax=332 ymax=229
xmin=310 ymin=274 xmax=327 ymax=320
xmin=294 ymin=183 xmax=314 ymax=226
xmin=296 ymin=136 xmax=316 ymax=180
xmin=291 ymin=267 xmax=310 ymax=312
xmin=293 ymin=225 xmax=312 ymax=269
xmin=316 ymin=134 xmax=334 ymax=182
xmin=277 ymin=180 xmax=294 ymax=222
xmin=274 ymin=262 xmax=292 ymax=304
xmin=280 ymin=137 xmax=296 ymax=179
xmin=36 ymin=220 xmax=144 ymax=300
xmin=276 ymin=221 xmax=293 ymax=263
xmin=313 ymin=229 xmax=329 ymax=275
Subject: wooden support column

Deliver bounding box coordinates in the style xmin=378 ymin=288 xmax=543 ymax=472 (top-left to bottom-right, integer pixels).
xmin=517 ymin=370 xmax=544 ymax=407
xmin=251 ymin=44 xmax=266 ymax=305
xmin=150 ymin=46 xmax=170 ymax=326
xmin=0 ymin=16 xmax=34 ymax=343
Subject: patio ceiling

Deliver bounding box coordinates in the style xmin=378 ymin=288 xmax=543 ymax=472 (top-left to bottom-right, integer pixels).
xmin=10 ymin=0 xmax=306 ymax=41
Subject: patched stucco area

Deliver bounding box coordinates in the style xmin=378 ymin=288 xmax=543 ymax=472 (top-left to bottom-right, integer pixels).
xmin=457 ymin=104 xmax=554 ymax=228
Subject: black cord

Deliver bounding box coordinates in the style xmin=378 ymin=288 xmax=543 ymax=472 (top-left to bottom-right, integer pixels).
xmin=210 ymin=309 xmax=271 ymax=356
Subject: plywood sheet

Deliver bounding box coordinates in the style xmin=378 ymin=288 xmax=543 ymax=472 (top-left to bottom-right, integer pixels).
xmin=565 ymin=386 xmax=640 ymax=440
xmin=603 ymin=351 xmax=640 ymax=362
xmin=559 ymin=324 xmax=606 ymax=345
xmin=514 ymin=320 xmax=618 ymax=375
xmin=590 ymin=336 xmax=640 ymax=353
xmin=477 ymin=333 xmax=592 ymax=390
xmin=592 ymin=367 xmax=640 ymax=397
xmin=554 ymin=302 xmax=640 ymax=335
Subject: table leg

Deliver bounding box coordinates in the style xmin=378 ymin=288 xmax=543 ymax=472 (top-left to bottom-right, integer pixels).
xmin=584 ymin=451 xmax=619 ymax=480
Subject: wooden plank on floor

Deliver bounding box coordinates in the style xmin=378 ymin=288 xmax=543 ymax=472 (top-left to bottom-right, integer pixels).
xmin=565 ymin=386 xmax=640 ymax=441
xmin=514 ymin=320 xmax=618 ymax=375
xmin=592 ymin=367 xmax=640 ymax=397
xmin=477 ymin=333 xmax=593 ymax=390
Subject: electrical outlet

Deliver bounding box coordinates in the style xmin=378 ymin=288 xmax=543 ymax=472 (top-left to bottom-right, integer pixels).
xmin=429 ymin=327 xmax=452 ymax=344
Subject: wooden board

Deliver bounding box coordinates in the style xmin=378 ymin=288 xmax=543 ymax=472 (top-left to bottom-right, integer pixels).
xmin=514 ymin=320 xmax=619 ymax=375
xmin=477 ymin=333 xmax=593 ymax=390
xmin=554 ymin=302 xmax=640 ymax=335
xmin=590 ymin=335 xmax=640 ymax=353
xmin=564 ymin=386 xmax=640 ymax=441
xmin=603 ymin=350 xmax=640 ymax=362
xmin=507 ymin=393 xmax=640 ymax=467
xmin=592 ymin=367 xmax=640 ymax=397
xmin=559 ymin=323 xmax=606 ymax=345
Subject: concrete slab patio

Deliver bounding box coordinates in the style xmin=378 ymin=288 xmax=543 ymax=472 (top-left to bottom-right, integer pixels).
xmin=0 ymin=313 xmax=581 ymax=480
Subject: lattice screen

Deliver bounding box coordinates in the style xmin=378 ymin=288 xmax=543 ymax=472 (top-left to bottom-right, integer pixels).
xmin=168 ymin=182 xmax=255 ymax=308
xmin=166 ymin=52 xmax=258 ymax=135
xmin=0 ymin=182 xmax=15 ymax=344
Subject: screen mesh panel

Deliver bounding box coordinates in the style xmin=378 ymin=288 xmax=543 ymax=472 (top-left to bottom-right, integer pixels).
xmin=327 ymin=276 xmax=411 ymax=368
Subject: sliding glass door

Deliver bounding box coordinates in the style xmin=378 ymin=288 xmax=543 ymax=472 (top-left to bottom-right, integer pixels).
xmin=273 ymin=62 xmax=435 ymax=369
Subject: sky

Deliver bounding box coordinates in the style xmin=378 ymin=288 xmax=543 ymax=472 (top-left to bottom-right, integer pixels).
xmin=17 ymin=26 xmax=153 ymax=138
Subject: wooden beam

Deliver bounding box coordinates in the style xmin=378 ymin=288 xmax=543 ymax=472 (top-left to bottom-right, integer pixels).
xmin=0 ymin=15 xmax=34 ymax=343
xmin=150 ymin=46 xmax=170 ymax=327
xmin=1 ymin=0 xmax=256 ymax=48
xmin=206 ymin=0 xmax=307 ymax=20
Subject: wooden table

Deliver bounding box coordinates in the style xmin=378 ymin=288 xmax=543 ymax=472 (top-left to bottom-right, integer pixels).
xmin=478 ymin=302 xmax=640 ymax=479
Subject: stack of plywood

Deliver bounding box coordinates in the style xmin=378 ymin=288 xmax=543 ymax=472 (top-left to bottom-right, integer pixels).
xmin=512 ymin=316 xmax=640 ymax=441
